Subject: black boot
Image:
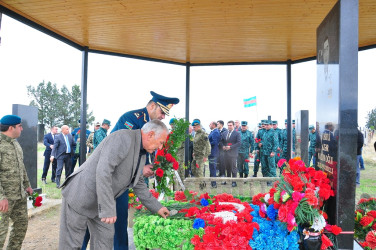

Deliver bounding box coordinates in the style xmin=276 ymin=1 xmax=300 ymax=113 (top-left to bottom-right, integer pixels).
xmin=252 ymin=172 xmax=257 ymax=177
xmin=42 ymin=178 xmax=47 ymax=185
xmin=240 ymin=173 xmax=243 ymax=178
xmin=56 ymin=176 xmax=61 ymax=188
xmin=244 ymin=174 xmax=248 ymax=178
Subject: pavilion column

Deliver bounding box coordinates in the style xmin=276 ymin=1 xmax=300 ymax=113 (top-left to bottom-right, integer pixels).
xmin=286 ymin=59 xmax=292 ymax=160
xmin=0 ymin=12 xmax=2 ymax=45
xmin=79 ymin=46 xmax=89 ymax=164
xmin=184 ymin=62 xmax=191 ymax=171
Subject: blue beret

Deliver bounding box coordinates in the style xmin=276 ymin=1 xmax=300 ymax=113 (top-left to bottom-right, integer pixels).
xmin=241 ymin=121 xmax=247 ymax=126
xmin=102 ymin=119 xmax=111 ymax=126
xmin=150 ymin=91 xmax=179 ymax=116
xmin=191 ymin=119 xmax=200 ymax=126
xmin=0 ymin=115 xmax=21 ymax=125
xmin=272 ymin=120 xmax=278 ymax=125
xmin=261 ymin=120 xmax=267 ymax=124
xmin=265 ymin=120 xmax=272 ymax=125
xmin=292 ymin=120 xmax=296 ymax=124
xmin=169 ymin=118 xmax=177 ymax=124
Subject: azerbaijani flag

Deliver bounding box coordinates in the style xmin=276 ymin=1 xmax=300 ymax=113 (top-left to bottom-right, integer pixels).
xmin=244 ymin=96 xmax=257 ymax=108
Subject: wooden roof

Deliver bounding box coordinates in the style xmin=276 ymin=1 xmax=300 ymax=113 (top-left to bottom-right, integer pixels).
xmin=1 ymin=0 xmax=375 ymax=64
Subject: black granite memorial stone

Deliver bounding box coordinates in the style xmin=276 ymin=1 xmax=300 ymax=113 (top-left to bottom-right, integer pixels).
xmin=12 ymin=104 xmax=39 ymax=190
xmin=295 ymin=110 xmax=309 ymax=166
xmin=316 ymin=0 xmax=358 ymax=248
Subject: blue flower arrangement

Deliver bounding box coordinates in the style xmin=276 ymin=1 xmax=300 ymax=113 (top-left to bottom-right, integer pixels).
xmin=200 ymin=198 xmax=209 ymax=207
xmin=193 ymin=218 xmax=205 ymax=229
xmin=249 ymin=204 xmax=300 ymax=250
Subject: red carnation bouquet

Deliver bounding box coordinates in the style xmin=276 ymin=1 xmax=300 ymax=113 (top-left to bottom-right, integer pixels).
xmin=152 ymin=118 xmax=190 ymax=197
xmin=354 ymin=197 xmax=376 ymax=248
xmin=29 ymin=192 xmax=43 ymax=208
xmin=258 ymin=157 xmax=342 ymax=249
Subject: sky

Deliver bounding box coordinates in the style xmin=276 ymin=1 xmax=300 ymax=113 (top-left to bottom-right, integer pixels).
xmin=1 ymin=14 xmax=375 ymax=133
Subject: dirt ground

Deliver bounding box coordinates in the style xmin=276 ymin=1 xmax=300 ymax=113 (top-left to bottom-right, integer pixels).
xmin=21 ymin=207 xmax=61 ymax=250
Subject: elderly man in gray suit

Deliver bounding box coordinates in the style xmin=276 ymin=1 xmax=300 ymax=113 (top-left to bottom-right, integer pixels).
xmin=58 ymin=120 xmax=170 ymax=249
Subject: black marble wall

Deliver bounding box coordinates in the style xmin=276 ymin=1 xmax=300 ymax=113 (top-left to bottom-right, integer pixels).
xmin=12 ymin=104 xmax=38 ymax=189
xmin=316 ymin=0 xmax=358 ymax=248
xmin=295 ymin=110 xmax=309 ymax=166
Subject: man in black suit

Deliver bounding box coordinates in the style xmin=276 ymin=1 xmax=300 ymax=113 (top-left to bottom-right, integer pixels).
xmin=217 ymin=120 xmax=228 ymax=177
xmin=220 ymin=120 xmax=241 ymax=187
xmin=41 ymin=126 xmax=58 ymax=184
xmin=50 ymin=125 xmax=76 ymax=187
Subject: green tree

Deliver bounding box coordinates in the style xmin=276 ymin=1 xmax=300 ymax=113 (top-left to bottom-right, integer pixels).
xmin=366 ymin=108 xmax=376 ymax=130
xmin=27 ymin=81 xmax=95 ymax=129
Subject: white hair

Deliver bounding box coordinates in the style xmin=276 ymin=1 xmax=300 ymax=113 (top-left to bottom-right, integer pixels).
xmin=141 ymin=119 xmax=168 ymax=137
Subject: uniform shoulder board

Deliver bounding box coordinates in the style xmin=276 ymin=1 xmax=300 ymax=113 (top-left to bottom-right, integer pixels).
xmin=134 ymin=112 xmax=140 ymax=118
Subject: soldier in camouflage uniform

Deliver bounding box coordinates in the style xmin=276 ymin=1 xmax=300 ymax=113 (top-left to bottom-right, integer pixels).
xmin=272 ymin=121 xmax=283 ymax=165
xmin=86 ymin=122 xmax=100 ymax=157
xmin=254 ymin=120 xmax=266 ymax=177
xmin=237 ymin=121 xmax=254 ymax=178
xmin=308 ymin=125 xmax=316 ymax=166
xmin=259 ymin=120 xmax=278 ymax=177
xmin=0 ymin=115 xmax=33 ymax=250
xmin=191 ymin=119 xmax=211 ymax=177
xmin=93 ymin=119 xmax=111 ymax=149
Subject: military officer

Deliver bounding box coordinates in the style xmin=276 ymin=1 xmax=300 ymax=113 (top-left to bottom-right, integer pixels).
xmin=93 ymin=119 xmax=111 ymax=149
xmin=308 ymin=125 xmax=317 ymax=166
xmin=86 ymin=121 xmax=100 ymax=157
xmin=0 ymin=115 xmax=33 ymax=250
xmin=272 ymin=121 xmax=283 ymax=165
xmin=191 ymin=119 xmax=211 ymax=177
xmin=237 ymin=121 xmax=254 ymax=178
xmin=254 ymin=120 xmax=267 ymax=177
xmin=259 ymin=120 xmax=278 ymax=177
xmin=81 ymin=91 xmax=179 ymax=250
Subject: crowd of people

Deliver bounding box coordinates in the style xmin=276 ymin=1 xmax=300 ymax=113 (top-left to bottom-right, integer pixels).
xmin=1 ymin=88 xmax=370 ymax=249
xmin=176 ymin=118 xmax=309 ymax=188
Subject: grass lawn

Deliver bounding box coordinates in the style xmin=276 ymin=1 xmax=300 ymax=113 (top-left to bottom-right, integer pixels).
xmin=355 ymin=136 xmax=376 ymax=201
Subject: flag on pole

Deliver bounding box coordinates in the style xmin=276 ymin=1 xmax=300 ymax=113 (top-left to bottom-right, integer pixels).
xmin=244 ymin=96 xmax=257 ymax=108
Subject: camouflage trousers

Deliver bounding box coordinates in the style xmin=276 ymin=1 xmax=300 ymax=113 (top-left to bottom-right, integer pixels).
xmin=0 ymin=198 xmax=28 ymax=250
xmin=275 ymin=149 xmax=282 ymax=165
xmin=308 ymin=150 xmax=316 ymax=166
xmin=253 ymin=152 xmax=261 ymax=174
xmin=260 ymin=154 xmax=277 ymax=177
xmin=177 ymin=160 xmax=186 ymax=182
xmin=192 ymin=158 xmax=205 ymax=177
xmin=237 ymin=153 xmax=249 ymax=175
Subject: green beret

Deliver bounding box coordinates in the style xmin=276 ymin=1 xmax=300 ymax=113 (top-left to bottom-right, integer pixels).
xmin=102 ymin=119 xmax=111 ymax=126
xmin=272 ymin=120 xmax=278 ymax=125
xmin=309 ymin=125 xmax=315 ymax=129
xmin=0 ymin=115 xmax=21 ymax=125
xmin=258 ymin=123 xmax=262 ymax=127
xmin=292 ymin=120 xmax=296 ymax=124
xmin=261 ymin=120 xmax=267 ymax=124
xmin=241 ymin=121 xmax=248 ymax=126
xmin=191 ymin=119 xmax=200 ymax=126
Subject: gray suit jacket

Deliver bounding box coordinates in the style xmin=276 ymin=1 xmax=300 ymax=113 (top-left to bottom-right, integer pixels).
xmin=51 ymin=133 xmax=76 ymax=159
xmin=61 ymin=129 xmax=162 ymax=219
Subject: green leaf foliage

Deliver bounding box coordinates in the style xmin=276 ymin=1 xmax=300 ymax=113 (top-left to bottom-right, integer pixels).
xmin=27 ymin=81 xmax=95 ymax=129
